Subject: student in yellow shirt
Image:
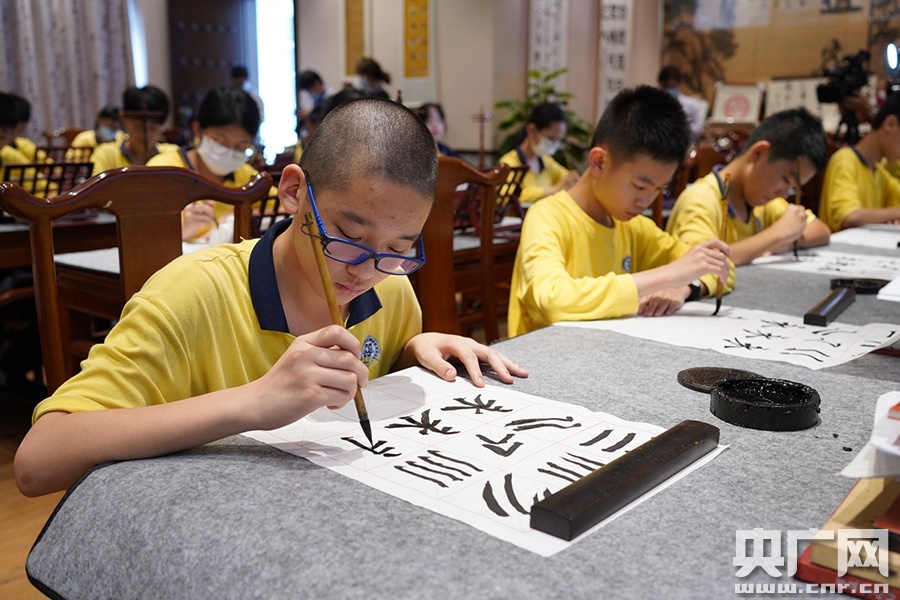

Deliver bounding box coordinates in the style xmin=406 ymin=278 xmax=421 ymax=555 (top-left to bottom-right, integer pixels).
xmin=819 ymin=91 xmax=900 ymax=230
xmin=14 ymin=97 xmax=528 ymax=497
xmin=69 ymin=104 xmax=124 ymax=152
xmin=7 ymin=93 xmax=47 ymax=163
xmin=0 ymin=93 xmax=29 ymax=178
xmin=147 ymin=85 xmax=263 ymax=241
xmin=666 ymin=107 xmax=831 ymax=271
xmin=508 ymin=86 xmax=730 ymax=336
xmin=499 ymin=102 xmax=578 ymax=204
xmin=91 ymin=85 xmax=180 ymax=175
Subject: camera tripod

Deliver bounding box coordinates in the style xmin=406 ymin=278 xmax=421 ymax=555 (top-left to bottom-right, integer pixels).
xmin=835 ymin=107 xmax=861 ymax=145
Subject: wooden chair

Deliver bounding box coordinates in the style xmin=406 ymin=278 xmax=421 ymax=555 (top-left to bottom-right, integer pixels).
xmin=652 ymin=146 xmax=729 ymax=229
xmin=455 ymin=165 xmax=527 ymax=238
xmin=251 ymin=170 xmax=289 ymax=237
xmin=3 ymin=162 xmax=93 ymax=198
xmin=411 ymin=157 xmax=509 ymax=344
xmin=42 ymin=127 xmax=85 ymax=146
xmin=0 ymin=166 xmax=273 ymax=392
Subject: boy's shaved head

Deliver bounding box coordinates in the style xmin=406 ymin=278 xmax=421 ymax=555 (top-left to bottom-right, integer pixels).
xmin=300 ymin=97 xmax=438 ymax=200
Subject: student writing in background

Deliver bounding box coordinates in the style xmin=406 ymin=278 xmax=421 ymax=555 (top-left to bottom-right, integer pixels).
xmin=147 ymin=85 xmax=263 ymax=241
xmin=6 ymin=93 xmax=47 ymax=163
xmin=90 ymin=85 xmax=180 ymax=175
xmin=666 ymin=108 xmax=831 ymax=278
xmin=819 ymin=91 xmax=900 ymax=230
xmin=507 ymin=86 xmax=730 ymax=337
xmin=0 ymin=92 xmax=31 ymax=176
xmin=14 ymin=97 xmax=527 ymax=497
xmin=69 ymin=104 xmax=124 ymax=151
xmin=499 ymin=102 xmax=579 ymax=205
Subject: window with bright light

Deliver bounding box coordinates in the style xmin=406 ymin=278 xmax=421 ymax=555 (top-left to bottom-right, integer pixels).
xmin=256 ymin=0 xmax=296 ymax=163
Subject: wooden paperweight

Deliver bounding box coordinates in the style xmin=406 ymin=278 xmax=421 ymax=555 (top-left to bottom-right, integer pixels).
xmin=803 ymin=286 xmax=855 ymax=326
xmin=529 ymin=420 xmax=720 ymax=541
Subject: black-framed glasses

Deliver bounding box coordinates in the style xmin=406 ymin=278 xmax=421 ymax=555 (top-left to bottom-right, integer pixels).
xmin=303 ymin=171 xmax=426 ymax=276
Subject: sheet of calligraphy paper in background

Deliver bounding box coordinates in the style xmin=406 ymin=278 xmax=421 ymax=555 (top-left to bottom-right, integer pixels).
xmin=555 ymin=304 xmax=900 ymax=370
xmin=244 ymin=367 xmax=724 ymax=557
xmin=829 ymin=226 xmax=900 ymax=251
xmin=751 ymin=250 xmax=900 ymax=281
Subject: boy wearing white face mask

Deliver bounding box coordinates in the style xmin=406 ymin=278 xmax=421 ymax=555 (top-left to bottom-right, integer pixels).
xmin=148 ymin=85 xmax=264 ymax=241
xmin=499 ymin=102 xmax=579 ymax=204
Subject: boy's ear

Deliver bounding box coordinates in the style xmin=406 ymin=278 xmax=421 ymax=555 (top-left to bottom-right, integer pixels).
xmin=747 ymin=140 xmax=771 ymax=163
xmin=587 ymin=145 xmax=610 ymax=175
xmin=279 ymin=164 xmax=308 ymax=215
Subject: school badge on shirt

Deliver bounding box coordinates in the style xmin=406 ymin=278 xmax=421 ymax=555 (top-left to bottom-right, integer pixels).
xmin=622 ymin=255 xmax=632 ymax=273
xmin=361 ymin=335 xmax=381 ymax=366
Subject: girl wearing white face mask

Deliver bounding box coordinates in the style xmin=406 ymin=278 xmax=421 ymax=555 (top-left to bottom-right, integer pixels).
xmin=499 ymin=102 xmax=579 ymax=205
xmin=147 ymin=85 xmax=263 ymax=241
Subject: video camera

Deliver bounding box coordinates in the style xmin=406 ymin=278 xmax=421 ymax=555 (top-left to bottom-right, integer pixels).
xmin=816 ymin=50 xmax=870 ymax=103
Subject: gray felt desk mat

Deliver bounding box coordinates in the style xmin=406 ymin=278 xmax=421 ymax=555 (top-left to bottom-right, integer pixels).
xmin=27 ymin=323 xmax=898 ymax=600
xmin=26 ymin=244 xmax=900 ymax=599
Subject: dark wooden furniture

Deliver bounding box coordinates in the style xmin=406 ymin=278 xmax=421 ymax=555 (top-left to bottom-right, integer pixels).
xmin=252 ymin=170 xmax=288 ymax=237
xmin=35 ymin=146 xmax=94 ymax=163
xmin=0 ymin=215 xmax=118 ymax=270
xmin=3 ymin=162 xmax=93 ymax=197
xmin=455 ymin=165 xmax=528 ymax=239
xmin=412 ymin=157 xmax=510 ymax=344
xmin=0 ymin=166 xmax=273 ymax=392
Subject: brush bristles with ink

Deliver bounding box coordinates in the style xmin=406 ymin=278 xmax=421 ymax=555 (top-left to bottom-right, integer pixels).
xmin=303 ymin=211 xmax=374 ymax=446
xmin=714 ymin=174 xmax=731 ymax=316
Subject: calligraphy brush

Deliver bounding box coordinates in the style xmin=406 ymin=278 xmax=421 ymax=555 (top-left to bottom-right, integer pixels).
xmin=714 ymin=174 xmax=731 ymax=316
xmin=792 ymin=157 xmax=801 ymax=260
xmin=303 ymin=211 xmax=374 ymax=446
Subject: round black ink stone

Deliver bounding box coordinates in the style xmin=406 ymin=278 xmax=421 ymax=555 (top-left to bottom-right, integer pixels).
xmin=830 ymin=278 xmax=890 ymax=295
xmin=709 ymin=378 xmax=820 ymax=431
xmin=677 ymin=367 xmax=764 ymax=394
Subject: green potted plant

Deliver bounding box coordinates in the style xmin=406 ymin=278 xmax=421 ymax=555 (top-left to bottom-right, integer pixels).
xmin=494 ymin=67 xmax=592 ymax=171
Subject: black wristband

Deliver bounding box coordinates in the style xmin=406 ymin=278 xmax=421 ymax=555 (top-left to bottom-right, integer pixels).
xmin=687 ymin=280 xmax=702 ymax=302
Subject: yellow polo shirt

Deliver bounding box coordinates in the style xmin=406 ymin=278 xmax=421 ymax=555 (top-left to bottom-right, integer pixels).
xmin=498 ymin=148 xmax=572 ymax=204
xmin=34 ymin=218 xmax=422 ymax=421
xmin=819 ymin=146 xmax=900 ymax=231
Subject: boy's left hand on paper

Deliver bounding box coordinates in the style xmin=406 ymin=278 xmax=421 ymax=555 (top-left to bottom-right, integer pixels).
xmin=638 ymin=287 xmax=687 ymax=317
xmin=404 ymin=332 xmax=528 ymax=387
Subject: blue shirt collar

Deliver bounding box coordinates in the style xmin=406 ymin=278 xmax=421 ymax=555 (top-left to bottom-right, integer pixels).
xmin=515 ymin=145 xmax=545 ymax=173
xmin=249 ymin=218 xmax=383 ymax=333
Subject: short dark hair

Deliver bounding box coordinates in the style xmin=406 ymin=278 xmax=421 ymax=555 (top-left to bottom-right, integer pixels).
xmin=9 ymin=93 xmax=31 ymax=125
xmin=231 ymin=65 xmax=249 ymax=80
xmin=300 ymin=97 xmax=437 ymax=199
xmin=590 ymin=85 xmax=690 ymax=164
xmin=0 ymin=93 xmax=18 ymax=129
xmin=122 ymin=85 xmax=170 ymax=123
xmin=197 ymin=85 xmax=261 ymax=137
xmin=418 ymin=102 xmax=446 ymax=122
xmin=97 ymin=104 xmax=120 ymax=120
xmin=297 ymin=70 xmax=323 ymax=91
xmin=658 ymin=66 xmax=682 ymax=87
xmin=874 ymin=91 xmax=900 ymax=129
xmin=528 ymin=102 xmax=566 ymax=130
xmin=322 ymin=87 xmax=369 ymax=117
xmin=742 ymin=107 xmax=828 ymax=171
